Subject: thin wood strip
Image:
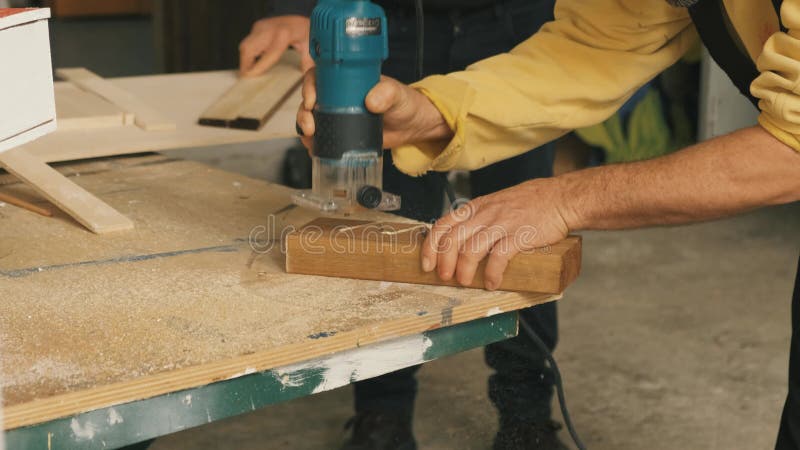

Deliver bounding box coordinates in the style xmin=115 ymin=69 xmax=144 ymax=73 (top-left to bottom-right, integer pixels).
xmin=56 ymin=67 xmax=175 ymax=131
xmin=198 ymin=76 xmax=271 ymax=125
xmin=198 ymin=52 xmax=303 ymax=130
xmin=231 ymin=63 xmax=304 ymax=130
xmin=0 ymin=147 xmax=133 ymax=233
xmin=0 ymin=191 xmax=52 ymax=217
xmin=3 ymin=291 xmax=557 ymax=430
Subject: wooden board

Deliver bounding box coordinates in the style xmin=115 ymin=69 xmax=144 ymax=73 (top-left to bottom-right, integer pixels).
xmin=56 ymin=68 xmax=174 ymax=131
xmin=198 ymin=53 xmax=303 ymax=130
xmin=0 ymin=191 xmax=52 ymax=217
xmin=24 ymin=71 xmax=301 ymax=163
xmin=286 ymin=218 xmax=582 ymax=294
xmin=54 ymin=84 xmax=128 ymax=131
xmin=0 ymin=155 xmax=559 ymax=430
xmin=0 ymin=147 xmax=133 ymax=233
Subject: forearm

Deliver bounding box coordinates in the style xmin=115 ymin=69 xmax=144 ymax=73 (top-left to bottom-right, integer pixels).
xmin=392 ymin=0 xmax=696 ymax=176
xmin=560 ymin=126 xmax=800 ymax=231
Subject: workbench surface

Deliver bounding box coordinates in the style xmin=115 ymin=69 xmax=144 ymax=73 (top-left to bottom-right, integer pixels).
xmin=0 ymin=155 xmax=556 ymax=447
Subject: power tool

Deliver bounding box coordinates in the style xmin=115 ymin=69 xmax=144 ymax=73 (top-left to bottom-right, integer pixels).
xmin=292 ymin=0 xmax=400 ymax=213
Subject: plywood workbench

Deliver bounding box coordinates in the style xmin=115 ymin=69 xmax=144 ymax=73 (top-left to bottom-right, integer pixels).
xmin=0 ymin=154 xmax=559 ymax=449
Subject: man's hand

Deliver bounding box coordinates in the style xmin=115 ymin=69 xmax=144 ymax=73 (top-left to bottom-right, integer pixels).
xmin=239 ymin=16 xmax=314 ymax=77
xmin=419 ymin=126 xmax=800 ymax=291
xmin=421 ymin=178 xmax=573 ymax=291
xmin=295 ymin=70 xmax=453 ymax=150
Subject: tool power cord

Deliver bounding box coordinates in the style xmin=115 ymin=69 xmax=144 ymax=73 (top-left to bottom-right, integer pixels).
xmin=428 ymin=87 xmax=586 ymax=450
xmin=436 ymin=192 xmax=588 ymax=448
xmin=411 ymin=3 xmax=585 ymax=443
xmin=520 ymin=317 xmax=587 ymax=450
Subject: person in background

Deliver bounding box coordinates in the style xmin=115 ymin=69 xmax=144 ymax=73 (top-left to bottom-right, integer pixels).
xmin=240 ymin=1 xmax=565 ymax=449
xmin=296 ymin=0 xmax=800 ymax=448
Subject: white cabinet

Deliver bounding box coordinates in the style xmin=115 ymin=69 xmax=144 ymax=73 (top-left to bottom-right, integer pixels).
xmin=0 ymin=8 xmax=56 ymax=153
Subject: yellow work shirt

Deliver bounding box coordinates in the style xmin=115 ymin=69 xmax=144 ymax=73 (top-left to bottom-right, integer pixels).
xmin=392 ymin=0 xmax=800 ymax=176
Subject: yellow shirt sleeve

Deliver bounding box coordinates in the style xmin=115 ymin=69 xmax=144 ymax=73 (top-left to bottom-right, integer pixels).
xmin=751 ymin=0 xmax=800 ymax=153
xmin=392 ymin=0 xmax=698 ymax=176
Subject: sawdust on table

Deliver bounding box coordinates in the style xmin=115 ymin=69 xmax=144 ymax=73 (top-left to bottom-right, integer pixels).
xmin=0 ymin=157 xmax=509 ymax=408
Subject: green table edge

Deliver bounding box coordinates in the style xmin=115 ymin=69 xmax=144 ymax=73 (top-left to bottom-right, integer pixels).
xmin=6 ymin=312 xmax=518 ymax=450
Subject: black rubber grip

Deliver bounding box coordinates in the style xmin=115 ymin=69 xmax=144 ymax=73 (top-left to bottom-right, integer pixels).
xmin=313 ymin=110 xmax=383 ymax=159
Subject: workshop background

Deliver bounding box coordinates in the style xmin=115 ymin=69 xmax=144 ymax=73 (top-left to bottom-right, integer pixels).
xmin=3 ymin=0 xmax=798 ymax=449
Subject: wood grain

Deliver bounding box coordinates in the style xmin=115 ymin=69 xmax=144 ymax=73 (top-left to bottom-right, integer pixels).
xmin=56 ymin=67 xmax=175 ymax=131
xmin=198 ymin=53 xmax=303 ymax=130
xmin=286 ymin=218 xmax=582 ymax=294
xmin=0 ymin=147 xmax=133 ymax=233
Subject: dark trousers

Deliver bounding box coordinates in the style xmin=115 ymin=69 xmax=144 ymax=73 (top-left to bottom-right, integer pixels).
xmin=776 ymin=255 xmax=800 ymax=449
xmin=355 ymin=0 xmax=558 ymax=424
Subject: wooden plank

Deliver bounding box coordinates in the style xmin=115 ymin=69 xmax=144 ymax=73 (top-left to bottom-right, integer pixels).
xmin=0 ymin=147 xmax=133 ymax=233
xmin=0 ymin=191 xmax=52 ymax=217
xmin=197 ymin=76 xmax=272 ymax=126
xmin=286 ymin=218 xmax=582 ymax=294
xmin=25 ymin=72 xmax=301 ymax=163
xmin=54 ymin=84 xmax=127 ymax=131
xmin=233 ymin=63 xmax=304 ymax=130
xmin=198 ymin=53 xmax=303 ymax=130
xmin=56 ymin=67 xmax=175 ymax=131
xmin=0 ymin=156 xmax=560 ymax=430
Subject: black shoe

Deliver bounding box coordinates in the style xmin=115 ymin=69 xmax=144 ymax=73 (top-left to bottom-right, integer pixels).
xmin=493 ymin=419 xmax=569 ymax=450
xmin=339 ymin=411 xmax=417 ymax=450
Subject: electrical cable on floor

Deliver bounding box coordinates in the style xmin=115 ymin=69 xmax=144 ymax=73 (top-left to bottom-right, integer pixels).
xmin=419 ymin=4 xmax=585 ymax=442
xmin=520 ymin=317 xmax=587 ymax=450
xmin=442 ymin=176 xmax=585 ymax=447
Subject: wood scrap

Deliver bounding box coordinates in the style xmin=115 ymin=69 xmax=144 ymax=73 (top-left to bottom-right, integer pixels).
xmin=198 ymin=52 xmax=303 ymax=130
xmin=56 ymin=67 xmax=175 ymax=131
xmin=0 ymin=147 xmax=133 ymax=233
xmin=24 ymin=72 xmax=301 ymax=164
xmin=0 ymin=191 xmax=52 ymax=217
xmin=286 ymin=218 xmax=582 ymax=294
xmin=54 ymin=83 xmax=129 ymax=131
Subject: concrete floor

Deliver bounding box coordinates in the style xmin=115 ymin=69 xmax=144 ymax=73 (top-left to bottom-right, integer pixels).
xmin=145 ymin=200 xmax=798 ymax=450
xmin=48 ymin=14 xmax=800 ymax=450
